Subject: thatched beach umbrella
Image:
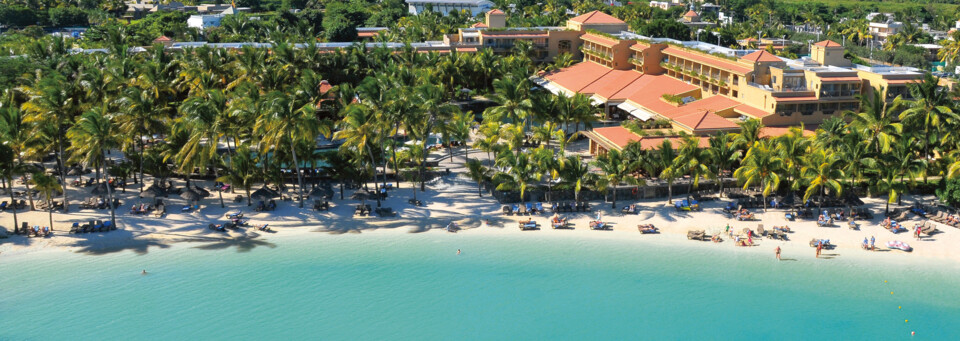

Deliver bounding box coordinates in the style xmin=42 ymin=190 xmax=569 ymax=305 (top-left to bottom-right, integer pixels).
xmin=140 ymin=185 xmax=165 ymax=198
xmin=90 ymin=182 xmax=111 ymax=196
xmin=309 ymin=186 xmax=333 ymax=199
xmin=191 ymin=186 xmax=211 ymax=198
xmin=251 ymin=186 xmax=280 ymax=201
xmin=180 ymin=188 xmax=202 ymax=202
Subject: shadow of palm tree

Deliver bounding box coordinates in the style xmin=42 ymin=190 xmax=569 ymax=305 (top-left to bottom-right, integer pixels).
xmin=192 ymin=233 xmax=276 ymax=252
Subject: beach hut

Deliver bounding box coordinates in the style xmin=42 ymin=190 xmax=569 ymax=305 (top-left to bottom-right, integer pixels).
xmin=251 ymin=186 xmax=280 ymax=200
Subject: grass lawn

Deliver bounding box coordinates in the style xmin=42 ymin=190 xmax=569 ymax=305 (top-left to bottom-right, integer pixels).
xmin=780 ymin=0 xmax=958 ymax=12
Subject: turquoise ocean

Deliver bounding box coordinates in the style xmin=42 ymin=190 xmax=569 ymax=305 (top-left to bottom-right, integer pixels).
xmin=2 ymin=233 xmax=958 ymax=340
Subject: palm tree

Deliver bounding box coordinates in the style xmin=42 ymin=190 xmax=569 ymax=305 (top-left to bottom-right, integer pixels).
xmin=334 ymin=102 xmax=384 ymax=207
xmin=218 ymin=146 xmax=261 ymax=206
xmin=774 ymin=126 xmax=811 ymax=190
xmin=558 ymin=154 xmax=592 ymax=203
xmin=675 ymin=135 xmax=714 ymax=196
xmin=937 ymin=30 xmax=960 ymax=64
xmin=800 ymin=149 xmax=844 ymax=212
xmin=257 ymin=91 xmax=329 ymax=208
xmin=734 ymin=140 xmax=785 ymax=211
xmin=530 ymin=146 xmax=559 ymax=202
xmin=732 ymin=118 xmax=764 ymax=152
xmin=31 ymin=172 xmax=62 ymax=231
xmin=66 ymin=107 xmax=120 ymax=227
xmin=465 ymin=158 xmax=489 ymax=197
xmin=176 ymin=90 xmax=231 ymax=208
xmin=484 ymin=75 xmax=533 ymax=130
xmin=114 ymin=86 xmax=167 ymax=193
xmin=593 ymin=149 xmax=640 ymax=209
xmin=20 ymin=73 xmax=80 ymax=211
xmin=0 ymin=97 xmax=38 ymax=210
xmin=0 ymin=144 xmax=19 ymax=233
xmin=706 ymin=132 xmax=741 ymax=197
xmin=653 ymin=140 xmax=678 ymax=203
xmin=845 ymin=90 xmax=903 ymax=155
xmin=493 ymin=150 xmax=537 ymax=203
xmin=448 ymin=111 xmax=474 ymax=164
xmin=900 ymin=73 xmax=956 ymax=160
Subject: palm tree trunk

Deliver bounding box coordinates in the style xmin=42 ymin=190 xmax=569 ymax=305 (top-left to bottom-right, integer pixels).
xmin=8 ymin=177 xmax=18 ymax=234
xmin=718 ymin=168 xmax=725 ymax=198
xmin=667 ymin=181 xmax=673 ymax=204
xmin=290 ymin=143 xmax=306 ymax=208
xmin=611 ymin=184 xmax=617 ymax=209
xmin=102 ymin=152 xmax=117 ymax=229
xmin=47 ymin=195 xmax=53 ymax=230
xmin=213 ymin=162 xmax=224 ymax=208
xmin=367 ymin=146 xmax=382 ymax=208
xmin=56 ymin=136 xmax=69 ymax=212
xmin=18 ymin=155 xmax=35 ymax=210
xmin=246 ymin=186 xmax=252 ymax=206
xmin=138 ymin=132 xmax=145 ymax=193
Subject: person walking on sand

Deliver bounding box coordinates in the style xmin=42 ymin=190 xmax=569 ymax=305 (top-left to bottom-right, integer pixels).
xmin=775 ymin=246 xmax=781 ymax=261
xmin=816 ymin=242 xmax=822 ymax=258
xmin=870 ymin=236 xmax=876 ymax=251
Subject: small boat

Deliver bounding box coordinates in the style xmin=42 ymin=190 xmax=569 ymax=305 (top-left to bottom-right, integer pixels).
xmin=886 ymin=241 xmax=912 ymax=252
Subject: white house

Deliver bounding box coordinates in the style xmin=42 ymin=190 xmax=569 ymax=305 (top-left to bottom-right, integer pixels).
xmin=405 ymin=0 xmax=494 ymax=16
xmin=187 ymin=14 xmax=223 ymax=29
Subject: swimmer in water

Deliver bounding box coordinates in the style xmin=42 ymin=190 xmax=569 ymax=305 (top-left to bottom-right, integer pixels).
xmin=457 ymin=249 xmax=461 ymax=255
xmin=141 ymin=269 xmax=147 ymax=275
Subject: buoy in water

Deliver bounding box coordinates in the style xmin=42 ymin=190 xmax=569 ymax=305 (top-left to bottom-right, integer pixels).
xmin=912 ymin=331 xmax=915 ymax=336
xmin=898 ymin=306 xmax=901 ymax=309
xmin=891 ymin=292 xmax=894 ymax=295
xmin=905 ymin=319 xmax=909 ymax=323
xmin=884 ymin=280 xmax=888 ymax=283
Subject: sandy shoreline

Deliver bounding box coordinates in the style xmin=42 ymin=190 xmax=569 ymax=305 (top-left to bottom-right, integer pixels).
xmin=2 ymin=174 xmax=959 ymax=269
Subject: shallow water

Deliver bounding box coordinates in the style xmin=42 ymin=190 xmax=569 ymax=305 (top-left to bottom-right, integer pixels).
xmin=1 ymin=233 xmax=957 ymax=340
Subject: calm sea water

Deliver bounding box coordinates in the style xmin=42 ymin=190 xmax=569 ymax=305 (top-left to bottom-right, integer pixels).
xmin=1 ymin=233 xmax=958 ymax=340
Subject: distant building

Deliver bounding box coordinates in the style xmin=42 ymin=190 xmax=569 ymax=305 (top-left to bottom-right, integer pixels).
xmin=679 ymin=10 xmax=715 ymax=29
xmin=869 ymin=20 xmax=902 ymax=41
xmin=356 ymin=27 xmax=388 ymax=40
xmin=188 ymin=15 xmax=224 ymax=29
xmin=405 ymin=0 xmax=495 ymax=16
xmin=649 ymin=1 xmax=684 ymax=10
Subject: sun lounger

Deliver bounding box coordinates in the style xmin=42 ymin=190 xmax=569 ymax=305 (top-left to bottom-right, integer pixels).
xmin=535 ymin=202 xmax=544 ymax=213
xmin=518 ymin=205 xmax=527 ymax=215
xmin=70 ymin=222 xmax=80 ymax=233
xmin=921 ymin=221 xmax=937 ymax=235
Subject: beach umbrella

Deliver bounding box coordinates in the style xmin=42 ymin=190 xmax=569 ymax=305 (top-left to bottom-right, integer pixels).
xmin=140 ymin=185 xmax=165 ymax=198
xmin=309 ymin=186 xmax=333 ymax=199
xmin=350 ymin=190 xmax=370 ymax=201
xmin=90 ymin=182 xmax=111 ymax=196
xmin=191 ymin=186 xmax=211 ymax=198
xmin=251 ymin=186 xmax=280 ymax=200
xmin=180 ymin=188 xmax=202 ymax=202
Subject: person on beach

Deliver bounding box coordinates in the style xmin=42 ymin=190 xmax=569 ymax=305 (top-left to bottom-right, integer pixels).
xmin=816 ymin=242 xmax=822 ymax=258
xmin=775 ymin=246 xmax=781 ymax=261
xmin=915 ymin=226 xmax=922 ymax=240
xmin=870 ymin=236 xmax=876 ymax=251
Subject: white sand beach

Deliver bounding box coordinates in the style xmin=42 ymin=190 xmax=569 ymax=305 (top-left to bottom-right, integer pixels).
xmin=2 ymin=170 xmax=959 ymax=268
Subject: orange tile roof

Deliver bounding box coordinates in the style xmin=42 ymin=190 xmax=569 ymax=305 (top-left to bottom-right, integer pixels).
xmin=662 ymin=46 xmax=752 ymax=74
xmin=456 ymin=47 xmax=478 ymax=52
xmin=581 ymin=32 xmax=620 ymax=46
xmin=591 ymin=126 xmax=641 ymax=148
xmin=543 ymin=61 xmax=612 ymax=93
xmin=637 ymin=136 xmax=709 ymax=150
xmin=569 ymin=10 xmax=625 ymax=25
xmin=580 ymin=69 xmax=643 ymax=99
xmin=813 ymin=40 xmax=842 ymax=47
xmin=629 ymin=41 xmax=649 ymax=51
xmin=357 ymin=31 xmax=379 ymax=38
xmin=621 ymin=74 xmax=699 ymax=115
xmin=684 ymin=10 xmax=698 ymax=17
xmin=487 ymin=9 xmax=504 ymax=14
xmin=740 ymin=50 xmax=782 ymax=63
xmin=471 ymin=22 xmax=488 ymax=28
xmin=734 ymin=104 xmax=771 ymax=118
xmin=673 ymin=110 xmax=740 ymax=131
xmin=154 ymin=36 xmax=172 ymax=42
xmin=318 ymin=80 xmax=333 ymax=93
xmin=759 ymin=126 xmax=817 ymax=138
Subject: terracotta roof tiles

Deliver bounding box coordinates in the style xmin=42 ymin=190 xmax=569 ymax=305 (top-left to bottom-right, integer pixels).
xmin=569 ymin=10 xmax=625 ymax=25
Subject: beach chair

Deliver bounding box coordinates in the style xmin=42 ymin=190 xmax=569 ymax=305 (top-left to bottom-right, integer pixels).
xmin=502 ymin=205 xmax=512 ymax=215
xmin=70 ymin=222 xmax=80 ymax=233
xmin=582 ymin=202 xmax=591 ymax=212
xmin=519 ymin=204 xmax=528 ymax=215
xmin=757 ymin=225 xmax=765 ymax=236
xmin=0 ymin=201 xmax=6 ymax=210
xmin=535 ymin=202 xmax=544 ymax=214
xmin=104 ymin=221 xmax=114 ymax=231
xmin=512 ymin=204 xmax=520 ymax=215
xmin=525 ymin=203 xmax=534 ymax=214
xmin=921 ymin=221 xmax=937 ymax=235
